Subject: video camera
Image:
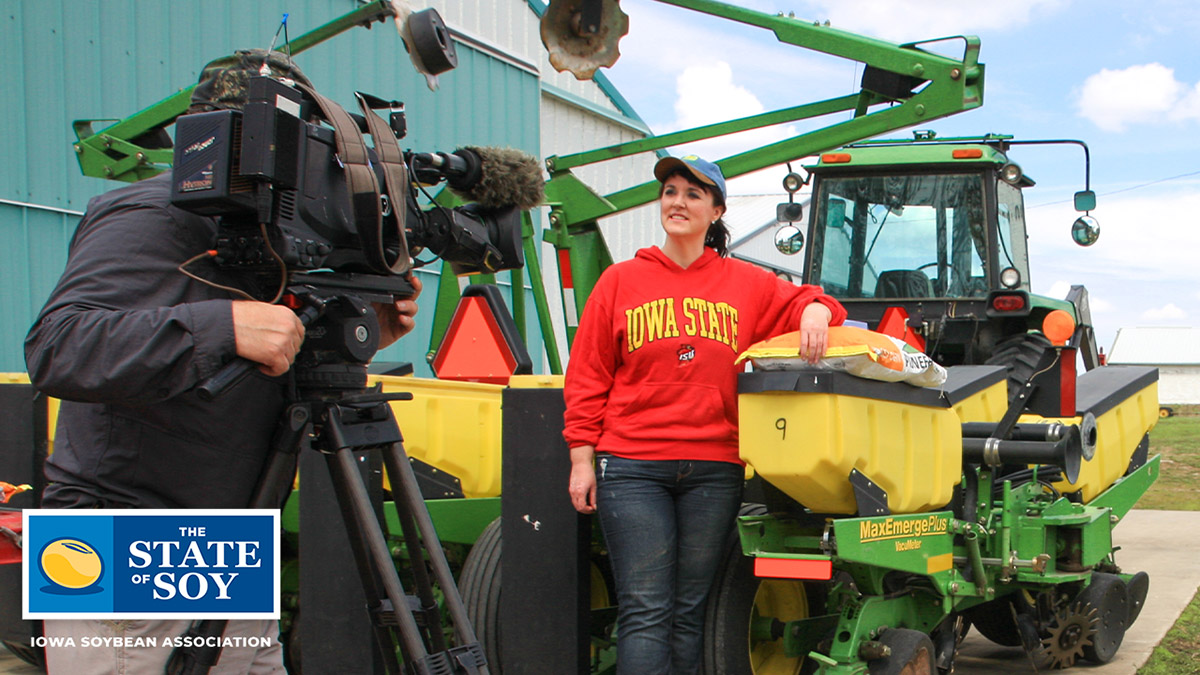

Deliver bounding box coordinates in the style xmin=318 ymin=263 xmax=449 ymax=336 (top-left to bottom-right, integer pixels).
xmin=170 ymin=75 xmax=539 ymax=280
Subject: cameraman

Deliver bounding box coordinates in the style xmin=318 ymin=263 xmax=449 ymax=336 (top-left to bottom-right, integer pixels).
xmin=24 ymin=49 xmax=421 ymax=674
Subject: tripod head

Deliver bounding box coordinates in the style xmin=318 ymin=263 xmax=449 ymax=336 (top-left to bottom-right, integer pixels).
xmin=197 ymin=271 xmax=415 ymax=400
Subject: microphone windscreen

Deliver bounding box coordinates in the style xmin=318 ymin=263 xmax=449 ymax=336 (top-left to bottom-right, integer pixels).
xmin=451 ymin=146 xmax=545 ymax=211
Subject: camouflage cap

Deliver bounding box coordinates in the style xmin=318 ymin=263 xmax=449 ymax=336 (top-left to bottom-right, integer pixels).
xmin=189 ymin=48 xmax=314 ymax=112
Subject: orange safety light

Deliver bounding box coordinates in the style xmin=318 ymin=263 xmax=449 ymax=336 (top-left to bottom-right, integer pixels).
xmin=754 ymin=557 xmax=833 ymax=580
xmin=952 ymin=148 xmax=984 ymax=159
xmin=821 ymin=153 xmax=852 ymax=164
xmin=1042 ymin=309 xmax=1076 ymax=346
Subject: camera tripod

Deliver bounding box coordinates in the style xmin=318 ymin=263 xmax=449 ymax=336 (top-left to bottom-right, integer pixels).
xmin=168 ymin=275 xmax=488 ymax=675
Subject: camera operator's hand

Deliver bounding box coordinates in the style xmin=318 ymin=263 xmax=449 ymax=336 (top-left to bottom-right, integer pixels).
xmin=374 ymin=273 xmax=423 ymax=350
xmin=232 ymin=300 xmax=306 ymax=377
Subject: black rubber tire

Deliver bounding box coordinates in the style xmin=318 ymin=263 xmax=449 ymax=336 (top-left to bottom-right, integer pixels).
xmin=985 ymin=332 xmax=1055 ymax=407
xmin=961 ymin=595 xmax=1026 ymax=647
xmin=283 ymin=613 xmax=303 ymax=675
xmin=867 ymin=628 xmax=935 ymax=675
xmin=458 ymin=517 xmax=503 ymax=673
xmin=2 ymin=639 xmax=45 ymax=669
xmin=702 ymin=504 xmax=825 ymax=675
xmin=1078 ymin=573 xmax=1129 ymax=664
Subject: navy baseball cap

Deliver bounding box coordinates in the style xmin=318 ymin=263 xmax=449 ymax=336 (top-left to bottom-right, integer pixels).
xmin=654 ymin=155 xmax=727 ymax=201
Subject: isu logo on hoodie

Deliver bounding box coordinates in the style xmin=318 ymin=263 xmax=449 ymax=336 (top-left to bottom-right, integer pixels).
xmin=624 ymin=297 xmax=739 ymax=354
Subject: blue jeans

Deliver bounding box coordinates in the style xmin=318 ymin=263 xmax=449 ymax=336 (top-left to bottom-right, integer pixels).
xmin=595 ymin=455 xmax=744 ymax=675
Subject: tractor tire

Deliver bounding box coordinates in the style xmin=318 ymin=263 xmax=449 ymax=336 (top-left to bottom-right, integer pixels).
xmin=867 ymin=629 xmax=935 ymax=675
xmin=962 ymin=595 xmax=1027 ymax=647
xmin=1078 ymin=573 xmax=1129 ymax=664
xmin=2 ymin=639 xmax=45 ymax=669
xmin=985 ymin=333 xmax=1054 ymax=407
xmin=702 ymin=505 xmax=825 ymax=675
xmin=459 ymin=517 xmax=504 ymax=673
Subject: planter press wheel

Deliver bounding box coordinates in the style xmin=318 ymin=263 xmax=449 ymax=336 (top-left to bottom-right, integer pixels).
xmin=867 ymin=629 xmax=935 ymax=675
xmin=1077 ymin=573 xmax=1129 ymax=664
xmin=961 ymin=593 xmax=1032 ymax=647
xmin=703 ymin=505 xmax=824 ymax=675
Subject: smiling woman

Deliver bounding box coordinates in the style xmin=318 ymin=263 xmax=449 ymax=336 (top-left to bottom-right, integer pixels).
xmin=563 ymin=154 xmax=846 ymax=674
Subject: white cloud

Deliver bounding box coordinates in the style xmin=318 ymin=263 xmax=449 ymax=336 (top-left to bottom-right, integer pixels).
xmin=660 ymin=61 xmax=806 ymax=194
xmin=1141 ymin=303 xmax=1187 ymax=321
xmin=1077 ymin=63 xmax=1199 ymax=131
xmin=673 ymin=62 xmax=763 ymax=129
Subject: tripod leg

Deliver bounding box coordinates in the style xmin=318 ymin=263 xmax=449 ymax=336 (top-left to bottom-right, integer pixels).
xmin=166 ymin=405 xmax=314 ymax=675
xmin=326 ymin=445 xmax=429 ymax=671
xmin=382 ymin=461 xmax=451 ymax=655
xmin=381 ymin=441 xmax=489 ymax=674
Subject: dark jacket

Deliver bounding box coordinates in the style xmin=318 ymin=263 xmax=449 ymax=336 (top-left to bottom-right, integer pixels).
xmin=25 ymin=173 xmax=288 ymax=509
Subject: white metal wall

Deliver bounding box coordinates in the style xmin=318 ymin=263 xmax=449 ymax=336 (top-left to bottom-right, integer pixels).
xmin=1158 ymin=368 xmax=1200 ymax=405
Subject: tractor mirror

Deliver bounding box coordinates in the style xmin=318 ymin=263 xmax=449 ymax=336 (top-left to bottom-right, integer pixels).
xmin=1073 ymin=190 xmax=1096 ymax=212
xmin=774 ymin=225 xmax=805 ymax=255
xmin=1072 ymin=215 xmax=1100 ymax=246
xmin=776 ymin=202 xmax=804 ymax=223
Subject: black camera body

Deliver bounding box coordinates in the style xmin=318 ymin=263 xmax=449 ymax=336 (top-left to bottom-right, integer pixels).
xmin=171 ymin=76 xmax=523 ymax=278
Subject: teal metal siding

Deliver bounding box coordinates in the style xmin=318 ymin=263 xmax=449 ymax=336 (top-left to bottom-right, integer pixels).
xmin=1 ymin=1 xmax=541 ymax=374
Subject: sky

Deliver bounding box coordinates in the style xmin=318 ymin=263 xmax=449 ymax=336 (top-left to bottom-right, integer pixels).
xmin=590 ymin=0 xmax=1200 ymax=355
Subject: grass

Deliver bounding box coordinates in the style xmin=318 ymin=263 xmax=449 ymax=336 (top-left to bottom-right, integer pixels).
xmin=1136 ymin=404 xmax=1200 ymax=511
xmin=1138 ymin=404 xmax=1200 ymax=673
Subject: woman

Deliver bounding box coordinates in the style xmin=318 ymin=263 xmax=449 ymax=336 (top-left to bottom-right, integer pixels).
xmin=563 ymin=155 xmax=846 ymax=673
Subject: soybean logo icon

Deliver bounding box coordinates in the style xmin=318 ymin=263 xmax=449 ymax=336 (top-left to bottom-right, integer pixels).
xmin=39 ymin=538 xmax=105 ymax=594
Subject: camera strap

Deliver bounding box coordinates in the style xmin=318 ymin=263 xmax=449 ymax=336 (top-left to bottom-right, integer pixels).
xmin=355 ymin=92 xmax=412 ymax=275
xmin=293 ymin=83 xmax=410 ymax=276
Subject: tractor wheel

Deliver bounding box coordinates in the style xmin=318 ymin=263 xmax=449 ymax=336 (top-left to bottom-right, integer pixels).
xmin=867 ymin=629 xmax=935 ymax=675
xmin=702 ymin=505 xmax=825 ymax=675
xmin=1159 ymin=406 xmax=1173 ymax=418
xmin=985 ymin=333 xmax=1054 ymax=407
xmin=1078 ymin=573 xmax=1129 ymax=664
xmin=459 ymin=517 xmax=504 ymax=672
xmin=2 ymin=639 xmax=45 ymax=669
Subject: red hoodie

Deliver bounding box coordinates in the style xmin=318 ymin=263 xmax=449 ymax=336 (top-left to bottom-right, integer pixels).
xmin=563 ymin=246 xmax=846 ymax=465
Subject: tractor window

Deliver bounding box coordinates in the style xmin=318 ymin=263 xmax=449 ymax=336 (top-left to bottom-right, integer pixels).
xmin=996 ymin=181 xmax=1031 ymax=291
xmin=810 ymin=173 xmax=988 ymax=299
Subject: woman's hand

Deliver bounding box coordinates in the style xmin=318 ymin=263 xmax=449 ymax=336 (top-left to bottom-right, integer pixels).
xmin=568 ymin=445 xmax=598 ymax=514
xmin=798 ymin=301 xmax=833 ymax=364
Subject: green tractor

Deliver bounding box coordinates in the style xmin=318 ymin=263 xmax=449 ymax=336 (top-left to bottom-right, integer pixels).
xmin=689 ymin=133 xmax=1161 ymax=674
xmin=790 ymin=133 xmax=1104 ymax=405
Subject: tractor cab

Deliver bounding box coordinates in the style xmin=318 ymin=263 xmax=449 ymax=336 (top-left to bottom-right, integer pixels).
xmin=799 ymin=134 xmax=1096 ymax=367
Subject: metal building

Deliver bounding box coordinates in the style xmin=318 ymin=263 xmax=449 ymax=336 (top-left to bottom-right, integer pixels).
xmin=0 ymin=0 xmax=655 ymax=375
xmin=1108 ymin=326 xmax=1200 ymax=405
